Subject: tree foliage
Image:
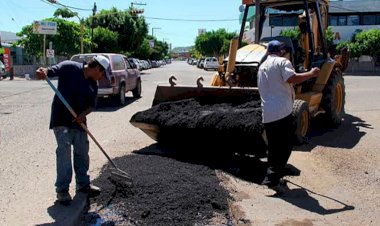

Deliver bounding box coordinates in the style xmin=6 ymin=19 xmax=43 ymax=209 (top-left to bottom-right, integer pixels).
xmin=53 ymin=7 xmax=78 ymax=19
xmin=89 ymin=7 xmax=148 ymax=55
xmin=351 ymin=29 xmax=380 ymax=58
xmin=195 ymin=29 xmax=236 ymax=57
xmin=279 ymin=27 xmax=301 ymax=40
xmin=336 ymin=29 xmax=380 ymax=58
xmin=149 ymin=38 xmax=169 ymax=60
xmin=91 ymin=27 xmax=119 ymax=53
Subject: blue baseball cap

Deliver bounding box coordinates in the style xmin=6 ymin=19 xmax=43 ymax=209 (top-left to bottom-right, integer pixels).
xmin=267 ymin=40 xmax=283 ymax=53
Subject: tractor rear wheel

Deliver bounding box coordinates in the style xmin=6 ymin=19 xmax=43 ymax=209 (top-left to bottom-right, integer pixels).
xmin=321 ymin=70 xmax=345 ymax=125
xmin=292 ymin=99 xmax=309 ymax=144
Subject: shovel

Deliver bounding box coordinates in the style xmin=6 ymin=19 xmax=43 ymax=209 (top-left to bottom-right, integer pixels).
xmin=45 ymin=77 xmax=133 ymax=186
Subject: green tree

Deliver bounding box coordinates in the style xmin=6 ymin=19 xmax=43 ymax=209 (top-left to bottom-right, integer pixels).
xmin=195 ymin=29 xmax=236 ymax=57
xmin=325 ymin=27 xmax=334 ymax=48
xmin=90 ymin=7 xmax=148 ymax=54
xmin=53 ymin=7 xmax=78 ymax=19
xmin=351 ymin=29 xmax=380 ymax=58
xmin=279 ymin=27 xmax=301 ymax=40
xmin=149 ymin=38 xmax=169 ymax=60
xmin=336 ymin=29 xmax=380 ymax=58
xmin=92 ymin=27 xmax=119 ymax=53
xmin=134 ymin=38 xmax=152 ymax=59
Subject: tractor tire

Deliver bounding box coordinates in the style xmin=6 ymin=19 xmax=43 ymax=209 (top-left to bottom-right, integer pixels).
xmin=292 ymin=99 xmax=309 ymax=144
xmin=132 ymin=78 xmax=142 ymax=98
xmin=119 ymin=84 xmax=126 ymax=106
xmin=321 ymin=70 xmax=345 ymax=126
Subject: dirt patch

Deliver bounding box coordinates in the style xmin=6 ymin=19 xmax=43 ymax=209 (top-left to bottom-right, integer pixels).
xmin=80 ymin=153 xmax=233 ymax=225
xmin=130 ymin=98 xmax=266 ymax=155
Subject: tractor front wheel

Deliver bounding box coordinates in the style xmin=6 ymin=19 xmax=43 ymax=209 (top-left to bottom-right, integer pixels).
xmin=292 ymin=99 xmax=309 ymax=144
xmin=321 ymin=70 xmax=345 ymax=126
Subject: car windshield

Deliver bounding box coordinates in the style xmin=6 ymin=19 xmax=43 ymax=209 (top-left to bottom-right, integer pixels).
xmin=70 ymin=54 xmax=97 ymax=63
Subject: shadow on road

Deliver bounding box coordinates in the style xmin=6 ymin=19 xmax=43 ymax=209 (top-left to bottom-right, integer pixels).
xmin=94 ymin=96 xmax=139 ymax=112
xmin=36 ymin=193 xmax=88 ymax=226
xmin=271 ymin=180 xmax=355 ymax=215
xmin=294 ymin=113 xmax=370 ymax=152
xmin=133 ymin=144 xmax=300 ymax=185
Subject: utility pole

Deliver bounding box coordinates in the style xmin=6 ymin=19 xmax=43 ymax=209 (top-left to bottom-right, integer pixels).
xmin=91 ymin=2 xmax=97 ymax=52
xmin=152 ymin=27 xmax=161 ymax=37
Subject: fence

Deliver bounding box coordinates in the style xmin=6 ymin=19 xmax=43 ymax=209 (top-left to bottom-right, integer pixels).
xmin=12 ymin=54 xmax=69 ymax=79
xmin=346 ymin=56 xmax=379 ymax=74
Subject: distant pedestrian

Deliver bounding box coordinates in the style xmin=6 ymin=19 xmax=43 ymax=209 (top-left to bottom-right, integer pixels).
xmin=36 ymin=56 xmax=110 ymax=204
xmin=258 ymin=40 xmax=320 ymax=190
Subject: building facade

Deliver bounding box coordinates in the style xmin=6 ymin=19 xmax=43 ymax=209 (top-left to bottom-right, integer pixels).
xmin=243 ymin=0 xmax=380 ymax=44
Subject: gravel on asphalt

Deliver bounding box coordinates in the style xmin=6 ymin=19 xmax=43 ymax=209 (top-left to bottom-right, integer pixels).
xmin=81 ymin=154 xmax=233 ymax=225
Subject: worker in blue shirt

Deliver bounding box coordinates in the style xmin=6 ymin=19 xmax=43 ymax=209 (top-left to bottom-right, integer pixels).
xmin=36 ymin=55 xmax=110 ymax=204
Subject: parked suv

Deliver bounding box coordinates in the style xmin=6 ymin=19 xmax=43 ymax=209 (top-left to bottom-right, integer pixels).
xmin=70 ymin=53 xmax=142 ymax=106
xmin=203 ymin=57 xmax=219 ymax=71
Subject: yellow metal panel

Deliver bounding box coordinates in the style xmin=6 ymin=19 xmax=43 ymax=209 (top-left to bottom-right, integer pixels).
xmin=296 ymin=91 xmax=322 ymax=107
xmin=240 ymin=43 xmax=266 ymax=52
xmin=312 ymin=61 xmax=335 ymax=92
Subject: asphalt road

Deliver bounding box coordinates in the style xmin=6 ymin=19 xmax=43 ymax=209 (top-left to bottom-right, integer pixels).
xmin=0 ymin=61 xmax=379 ymax=225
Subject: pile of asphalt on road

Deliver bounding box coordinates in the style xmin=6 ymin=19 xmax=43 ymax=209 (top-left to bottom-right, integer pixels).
xmin=130 ymin=98 xmax=267 ymax=155
xmin=82 ymin=154 xmax=233 ymax=225
xmin=80 ymin=98 xmax=267 ymax=225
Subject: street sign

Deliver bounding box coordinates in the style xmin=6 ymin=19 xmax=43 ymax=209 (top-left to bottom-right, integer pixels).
xmin=46 ymin=49 xmax=55 ymax=58
xmin=33 ymin=21 xmax=57 ymax=35
xmin=149 ymin=40 xmax=155 ymax=48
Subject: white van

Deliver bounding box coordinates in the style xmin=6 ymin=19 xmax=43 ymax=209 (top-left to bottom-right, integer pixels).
xmin=203 ymin=57 xmax=219 ymax=71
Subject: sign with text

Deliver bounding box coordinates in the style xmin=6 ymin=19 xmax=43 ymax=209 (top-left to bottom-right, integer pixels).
xmin=1 ymin=48 xmax=11 ymax=72
xmin=33 ymin=21 xmax=57 ymax=35
xmin=149 ymin=40 xmax=155 ymax=48
xmin=46 ymin=49 xmax=55 ymax=58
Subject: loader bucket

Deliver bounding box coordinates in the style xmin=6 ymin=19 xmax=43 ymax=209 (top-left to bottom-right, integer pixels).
xmin=152 ymin=84 xmax=260 ymax=106
xmin=130 ymin=82 xmax=267 ymax=155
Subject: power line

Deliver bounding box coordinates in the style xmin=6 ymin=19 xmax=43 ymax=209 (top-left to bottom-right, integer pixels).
xmin=38 ymin=1 xmax=238 ymax=22
xmin=39 ymin=0 xmax=91 ymax=11
xmin=144 ymin=16 xmax=239 ymax=22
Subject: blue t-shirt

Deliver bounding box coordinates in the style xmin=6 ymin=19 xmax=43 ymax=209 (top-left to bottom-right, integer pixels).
xmin=47 ymin=60 xmax=98 ymax=130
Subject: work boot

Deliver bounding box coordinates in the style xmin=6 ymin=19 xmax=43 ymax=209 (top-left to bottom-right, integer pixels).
xmin=269 ymin=179 xmax=290 ymax=195
xmin=77 ymin=184 xmax=101 ymax=197
xmin=57 ymin=192 xmax=72 ymax=205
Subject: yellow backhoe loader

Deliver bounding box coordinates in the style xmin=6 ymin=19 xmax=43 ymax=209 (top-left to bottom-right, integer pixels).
xmin=131 ymin=0 xmax=348 ymax=147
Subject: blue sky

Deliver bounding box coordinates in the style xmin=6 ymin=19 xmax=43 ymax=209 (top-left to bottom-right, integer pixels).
xmin=0 ymin=0 xmax=243 ymax=48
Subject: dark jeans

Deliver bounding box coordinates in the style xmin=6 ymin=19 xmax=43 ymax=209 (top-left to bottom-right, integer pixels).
xmin=264 ymin=114 xmax=293 ymax=184
xmin=53 ymin=127 xmax=90 ymax=193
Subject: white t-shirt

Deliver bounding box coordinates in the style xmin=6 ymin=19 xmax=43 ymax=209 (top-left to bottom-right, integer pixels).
xmin=258 ymin=54 xmax=296 ymax=123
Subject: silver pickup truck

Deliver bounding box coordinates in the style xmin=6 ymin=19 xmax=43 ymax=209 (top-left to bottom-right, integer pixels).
xmin=70 ymin=53 xmax=142 ymax=106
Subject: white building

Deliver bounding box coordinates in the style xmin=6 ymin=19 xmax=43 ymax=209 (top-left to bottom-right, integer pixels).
xmin=243 ymin=0 xmax=380 ymax=44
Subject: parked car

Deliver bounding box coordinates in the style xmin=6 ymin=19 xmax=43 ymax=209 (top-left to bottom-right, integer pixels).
xmin=70 ymin=53 xmax=142 ymax=106
xmin=128 ymin=58 xmax=142 ymax=71
xmin=197 ymin=57 xmax=205 ymax=69
xmin=203 ymin=57 xmax=219 ymax=71
xmin=0 ymin=61 xmax=6 ymax=79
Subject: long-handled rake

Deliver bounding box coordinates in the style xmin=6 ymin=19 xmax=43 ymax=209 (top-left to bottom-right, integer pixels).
xmin=45 ymin=77 xmax=133 ymax=186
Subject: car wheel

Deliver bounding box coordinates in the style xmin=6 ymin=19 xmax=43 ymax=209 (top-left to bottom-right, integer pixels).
xmin=132 ymin=79 xmax=142 ymax=98
xmin=119 ymin=84 xmax=126 ymax=105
